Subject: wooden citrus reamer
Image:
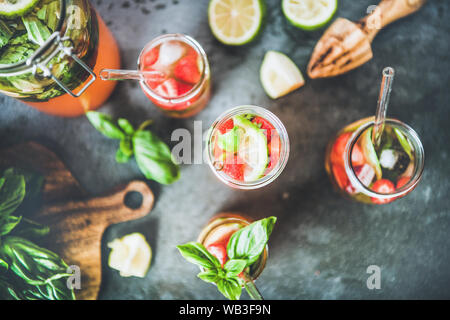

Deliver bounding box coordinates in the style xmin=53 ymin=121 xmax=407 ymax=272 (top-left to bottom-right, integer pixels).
xmin=307 ymin=0 xmax=427 ymax=79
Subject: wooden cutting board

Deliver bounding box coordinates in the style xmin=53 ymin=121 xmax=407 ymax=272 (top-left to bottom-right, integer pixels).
xmin=0 ymin=142 xmax=155 ymax=300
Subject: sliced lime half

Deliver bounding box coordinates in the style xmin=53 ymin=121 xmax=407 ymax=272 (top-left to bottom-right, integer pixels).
xmin=0 ymin=0 xmax=40 ymax=18
xmin=282 ymin=0 xmax=337 ymax=31
xmin=208 ymin=0 xmax=265 ymax=46
xmin=233 ymin=115 xmax=268 ymax=182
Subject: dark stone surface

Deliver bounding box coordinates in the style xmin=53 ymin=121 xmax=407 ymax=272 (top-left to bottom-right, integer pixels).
xmin=1 ymin=0 xmax=449 ymax=299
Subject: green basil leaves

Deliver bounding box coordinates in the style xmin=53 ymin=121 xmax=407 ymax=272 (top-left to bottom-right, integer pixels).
xmin=0 ymin=168 xmax=75 ymax=300
xmin=177 ymin=216 xmax=277 ymax=300
xmin=86 ymin=111 xmax=180 ymax=185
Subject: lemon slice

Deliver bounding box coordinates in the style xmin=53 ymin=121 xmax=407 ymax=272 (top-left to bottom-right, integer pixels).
xmin=0 ymin=0 xmax=40 ymax=18
xmin=260 ymin=51 xmax=305 ymax=99
xmin=108 ymin=233 xmax=152 ymax=278
xmin=282 ymin=0 xmax=337 ymax=31
xmin=208 ymin=0 xmax=265 ymax=46
xmin=233 ymin=115 xmax=268 ymax=181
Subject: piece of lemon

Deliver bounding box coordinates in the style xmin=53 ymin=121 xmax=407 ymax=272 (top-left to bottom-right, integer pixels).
xmin=260 ymin=50 xmax=305 ymax=99
xmin=108 ymin=233 xmax=152 ymax=278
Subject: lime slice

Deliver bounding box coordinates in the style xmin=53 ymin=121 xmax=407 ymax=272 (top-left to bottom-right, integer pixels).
xmin=0 ymin=0 xmax=40 ymax=18
xmin=208 ymin=0 xmax=265 ymax=46
xmin=260 ymin=50 xmax=305 ymax=99
xmin=282 ymin=0 xmax=337 ymax=31
xmin=108 ymin=233 xmax=152 ymax=278
xmin=233 ymin=115 xmax=268 ymax=181
xmin=360 ymin=128 xmax=382 ymax=180
xmin=218 ymin=127 xmax=244 ymax=153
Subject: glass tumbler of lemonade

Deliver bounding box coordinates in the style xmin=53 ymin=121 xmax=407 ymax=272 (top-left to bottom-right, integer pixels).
xmin=0 ymin=0 xmax=121 ymax=117
xmin=325 ymin=117 xmax=425 ymax=204
xmin=137 ymin=34 xmax=211 ymax=118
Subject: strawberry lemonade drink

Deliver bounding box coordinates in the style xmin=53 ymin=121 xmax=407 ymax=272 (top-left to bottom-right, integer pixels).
xmin=197 ymin=213 xmax=267 ymax=281
xmin=325 ymin=117 xmax=425 ymax=204
xmin=138 ymin=34 xmax=211 ymax=118
xmin=206 ymin=105 xmax=290 ymax=189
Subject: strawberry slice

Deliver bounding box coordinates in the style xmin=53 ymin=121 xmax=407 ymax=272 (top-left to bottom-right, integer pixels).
xmin=354 ymin=164 xmax=375 ymax=187
xmin=371 ymin=179 xmax=395 ymax=204
xmin=332 ymin=164 xmax=349 ymax=190
xmin=206 ymin=243 xmax=227 ymax=267
xmin=331 ymin=132 xmax=364 ymax=167
xmin=218 ymin=119 xmax=234 ymax=134
xmin=252 ymin=116 xmax=275 ymax=143
xmin=177 ymin=81 xmax=194 ymax=96
xmin=144 ymin=67 xmax=166 ymax=89
xmin=154 ymin=78 xmax=178 ymax=99
xmin=396 ymin=176 xmax=410 ymax=190
xmin=174 ymin=54 xmax=201 ymax=84
xmin=142 ymin=47 xmax=159 ymax=67
xmin=222 ymin=154 xmax=244 ymax=181
xmin=266 ymin=131 xmax=281 ymax=173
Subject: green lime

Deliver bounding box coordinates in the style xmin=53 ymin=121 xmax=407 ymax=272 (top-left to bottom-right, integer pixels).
xmin=208 ymin=0 xmax=265 ymax=46
xmin=282 ymin=0 xmax=337 ymax=31
xmin=233 ymin=115 xmax=268 ymax=181
xmin=360 ymin=127 xmax=382 ymax=180
xmin=0 ymin=0 xmax=40 ymax=18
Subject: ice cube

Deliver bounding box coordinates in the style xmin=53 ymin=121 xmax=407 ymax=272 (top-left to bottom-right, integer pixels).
xmin=157 ymin=41 xmax=186 ymax=67
xmin=355 ymin=164 xmax=376 ymax=187
xmin=379 ymin=149 xmax=398 ymax=170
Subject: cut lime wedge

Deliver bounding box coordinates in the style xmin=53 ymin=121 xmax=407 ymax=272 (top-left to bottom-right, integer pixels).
xmin=108 ymin=233 xmax=152 ymax=278
xmin=282 ymin=0 xmax=337 ymax=31
xmin=260 ymin=50 xmax=305 ymax=99
xmin=0 ymin=0 xmax=40 ymax=18
xmin=233 ymin=115 xmax=268 ymax=182
xmin=218 ymin=127 xmax=244 ymax=153
xmin=208 ymin=0 xmax=265 ymax=46
xmin=360 ymin=127 xmax=382 ymax=180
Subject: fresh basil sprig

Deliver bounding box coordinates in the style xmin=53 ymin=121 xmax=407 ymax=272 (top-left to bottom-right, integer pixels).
xmin=177 ymin=217 xmax=277 ymax=300
xmin=86 ymin=111 xmax=180 ymax=185
xmin=0 ymin=168 xmax=75 ymax=300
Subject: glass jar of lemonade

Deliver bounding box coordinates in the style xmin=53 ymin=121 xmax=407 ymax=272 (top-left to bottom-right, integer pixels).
xmin=0 ymin=0 xmax=120 ymax=117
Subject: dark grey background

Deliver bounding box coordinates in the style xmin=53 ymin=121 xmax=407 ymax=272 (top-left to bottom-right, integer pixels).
xmin=1 ymin=0 xmax=449 ymax=299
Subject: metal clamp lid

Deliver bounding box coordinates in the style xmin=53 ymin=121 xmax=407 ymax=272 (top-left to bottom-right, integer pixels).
xmin=26 ymin=32 xmax=96 ymax=98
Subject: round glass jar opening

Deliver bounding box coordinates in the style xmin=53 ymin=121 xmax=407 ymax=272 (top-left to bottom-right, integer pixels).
xmin=137 ymin=33 xmax=210 ymax=105
xmin=344 ymin=119 xmax=425 ymax=201
xmin=206 ymin=105 xmax=290 ymax=190
xmin=197 ymin=213 xmax=268 ymax=281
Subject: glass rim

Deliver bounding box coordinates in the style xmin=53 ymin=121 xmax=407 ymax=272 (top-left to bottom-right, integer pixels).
xmin=137 ymin=33 xmax=210 ymax=104
xmin=206 ymin=105 xmax=290 ymax=190
xmin=344 ymin=118 xmax=425 ymax=200
xmin=196 ymin=213 xmax=268 ymax=281
xmin=0 ymin=0 xmax=67 ymax=75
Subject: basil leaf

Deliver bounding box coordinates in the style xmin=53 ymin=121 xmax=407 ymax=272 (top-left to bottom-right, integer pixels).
xmin=197 ymin=269 xmax=219 ymax=283
xmin=217 ymin=278 xmax=242 ymax=300
xmin=224 ymin=259 xmax=247 ymax=277
xmin=118 ymin=118 xmax=135 ymax=136
xmin=0 ymin=258 xmax=7 ymax=271
xmin=177 ymin=242 xmax=221 ymax=270
xmin=0 ymin=236 xmax=69 ymax=286
xmin=133 ymin=130 xmax=180 ymax=185
xmin=0 ymin=277 xmax=20 ymax=300
xmin=86 ymin=111 xmax=125 ymax=140
xmin=0 ymin=215 xmax=22 ymax=237
xmin=227 ymin=217 xmax=277 ymax=266
xmin=10 ymin=217 xmax=50 ymax=240
xmin=0 ymin=169 xmax=26 ymax=219
xmin=120 ymin=137 xmax=133 ymax=157
xmin=115 ymin=148 xmax=131 ymax=164
xmin=22 ymin=16 xmax=52 ymax=46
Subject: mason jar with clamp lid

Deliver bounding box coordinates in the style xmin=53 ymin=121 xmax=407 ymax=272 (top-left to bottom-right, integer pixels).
xmin=0 ymin=0 xmax=120 ymax=117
